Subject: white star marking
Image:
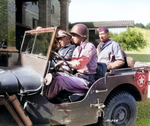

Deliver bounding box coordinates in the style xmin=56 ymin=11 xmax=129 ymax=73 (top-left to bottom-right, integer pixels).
xmin=137 ymin=75 xmax=146 ymax=87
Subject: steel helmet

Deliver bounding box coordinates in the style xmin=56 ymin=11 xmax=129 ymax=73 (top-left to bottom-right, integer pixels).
xmin=70 ymin=24 xmax=88 ymax=38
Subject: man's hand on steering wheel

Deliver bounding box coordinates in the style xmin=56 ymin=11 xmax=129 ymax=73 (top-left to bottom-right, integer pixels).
xmin=54 ymin=60 xmax=64 ymax=71
xmin=55 ymin=60 xmax=64 ymax=67
xmin=51 ymin=51 xmax=73 ymax=74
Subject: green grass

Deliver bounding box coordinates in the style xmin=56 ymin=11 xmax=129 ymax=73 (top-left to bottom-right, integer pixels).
xmin=127 ymin=54 xmax=150 ymax=62
xmin=135 ymin=99 xmax=150 ymax=126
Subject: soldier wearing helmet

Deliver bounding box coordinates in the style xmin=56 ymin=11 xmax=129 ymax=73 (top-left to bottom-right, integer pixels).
xmin=44 ymin=24 xmax=97 ymax=100
xmin=68 ymin=24 xmax=97 ymax=74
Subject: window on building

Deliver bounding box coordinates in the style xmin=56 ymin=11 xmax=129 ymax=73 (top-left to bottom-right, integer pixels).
xmin=33 ymin=18 xmax=38 ymax=29
xmin=89 ymin=30 xmax=96 ymax=42
xmin=51 ymin=5 xmax=54 ymax=14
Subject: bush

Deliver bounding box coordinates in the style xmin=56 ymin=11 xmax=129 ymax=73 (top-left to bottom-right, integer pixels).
xmin=110 ymin=28 xmax=147 ymax=51
xmin=135 ymin=23 xmax=145 ymax=28
xmin=145 ymin=23 xmax=150 ymax=29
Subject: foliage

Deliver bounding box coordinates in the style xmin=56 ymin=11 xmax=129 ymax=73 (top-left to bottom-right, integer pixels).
xmin=135 ymin=23 xmax=145 ymax=28
xmin=109 ymin=32 xmax=118 ymax=40
xmin=0 ymin=30 xmax=16 ymax=47
xmin=134 ymin=22 xmax=150 ymax=30
xmin=6 ymin=30 xmax=16 ymax=47
xmin=145 ymin=23 xmax=150 ymax=29
xmin=126 ymin=27 xmax=150 ymax=54
xmin=110 ymin=28 xmax=147 ymax=51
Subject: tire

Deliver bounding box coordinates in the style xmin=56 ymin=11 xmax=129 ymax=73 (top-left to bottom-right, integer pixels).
xmin=103 ymin=91 xmax=137 ymax=126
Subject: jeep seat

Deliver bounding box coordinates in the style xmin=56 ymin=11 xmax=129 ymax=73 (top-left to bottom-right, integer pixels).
xmin=95 ymin=62 xmax=107 ymax=80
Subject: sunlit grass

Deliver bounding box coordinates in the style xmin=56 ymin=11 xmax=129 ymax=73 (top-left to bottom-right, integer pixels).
xmin=127 ymin=54 xmax=150 ymax=62
xmin=135 ymin=99 xmax=150 ymax=126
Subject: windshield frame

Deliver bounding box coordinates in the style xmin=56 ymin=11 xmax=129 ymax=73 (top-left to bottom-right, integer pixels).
xmin=20 ymin=27 xmax=57 ymax=77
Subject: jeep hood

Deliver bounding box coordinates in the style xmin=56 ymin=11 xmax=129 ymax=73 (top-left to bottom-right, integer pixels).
xmin=0 ymin=67 xmax=43 ymax=94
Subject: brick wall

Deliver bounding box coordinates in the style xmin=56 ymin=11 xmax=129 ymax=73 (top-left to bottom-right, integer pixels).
xmin=51 ymin=0 xmax=60 ymax=27
xmin=38 ymin=0 xmax=60 ymax=28
xmin=22 ymin=2 xmax=39 ymax=29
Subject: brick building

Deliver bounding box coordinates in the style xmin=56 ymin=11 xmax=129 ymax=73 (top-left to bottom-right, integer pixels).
xmin=0 ymin=0 xmax=70 ymax=67
xmin=0 ymin=0 xmax=71 ymax=50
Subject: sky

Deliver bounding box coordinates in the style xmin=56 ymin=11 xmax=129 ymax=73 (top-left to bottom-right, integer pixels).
xmin=69 ymin=0 xmax=150 ymax=26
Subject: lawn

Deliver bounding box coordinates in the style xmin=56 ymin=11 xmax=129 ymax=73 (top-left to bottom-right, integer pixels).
xmin=135 ymin=99 xmax=150 ymax=126
xmin=127 ymin=54 xmax=150 ymax=62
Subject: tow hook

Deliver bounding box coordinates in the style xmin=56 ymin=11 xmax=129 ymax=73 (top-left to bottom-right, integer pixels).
xmin=90 ymin=98 xmax=105 ymax=117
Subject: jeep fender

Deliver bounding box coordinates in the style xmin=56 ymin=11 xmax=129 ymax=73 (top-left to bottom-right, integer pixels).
xmin=0 ymin=69 xmax=19 ymax=94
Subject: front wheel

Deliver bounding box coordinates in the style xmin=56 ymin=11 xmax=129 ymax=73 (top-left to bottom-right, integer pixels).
xmin=103 ymin=91 xmax=137 ymax=126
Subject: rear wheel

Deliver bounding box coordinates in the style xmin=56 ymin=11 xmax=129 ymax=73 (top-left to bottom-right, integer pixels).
xmin=103 ymin=91 xmax=137 ymax=126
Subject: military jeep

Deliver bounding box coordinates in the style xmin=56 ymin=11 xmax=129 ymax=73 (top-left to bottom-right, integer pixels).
xmin=0 ymin=27 xmax=149 ymax=126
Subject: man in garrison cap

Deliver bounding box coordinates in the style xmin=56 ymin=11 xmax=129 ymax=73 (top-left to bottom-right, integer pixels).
xmin=97 ymin=27 xmax=125 ymax=70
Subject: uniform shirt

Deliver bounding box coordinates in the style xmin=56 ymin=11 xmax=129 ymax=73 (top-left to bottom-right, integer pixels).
xmin=97 ymin=39 xmax=124 ymax=65
xmin=71 ymin=40 xmax=97 ymax=74
xmin=58 ymin=43 xmax=75 ymax=60
xmin=51 ymin=43 xmax=75 ymax=67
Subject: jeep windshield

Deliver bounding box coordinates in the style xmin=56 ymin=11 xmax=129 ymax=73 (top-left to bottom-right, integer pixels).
xmin=21 ymin=27 xmax=56 ymax=59
xmin=20 ymin=27 xmax=57 ymax=76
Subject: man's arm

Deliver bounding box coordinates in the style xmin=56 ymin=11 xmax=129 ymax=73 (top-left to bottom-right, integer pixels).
xmin=107 ymin=60 xmax=124 ymax=70
xmin=68 ymin=43 xmax=96 ymax=70
xmin=107 ymin=42 xmax=125 ymax=70
xmin=68 ymin=56 xmax=90 ymax=69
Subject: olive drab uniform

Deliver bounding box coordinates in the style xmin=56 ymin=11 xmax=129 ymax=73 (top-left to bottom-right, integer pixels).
xmin=45 ymin=40 xmax=97 ymax=99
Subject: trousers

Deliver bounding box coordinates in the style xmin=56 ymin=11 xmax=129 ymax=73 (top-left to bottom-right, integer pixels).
xmin=45 ymin=74 xmax=89 ymax=99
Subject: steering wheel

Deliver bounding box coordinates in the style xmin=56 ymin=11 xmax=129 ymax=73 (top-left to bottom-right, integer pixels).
xmin=51 ymin=51 xmax=73 ymax=74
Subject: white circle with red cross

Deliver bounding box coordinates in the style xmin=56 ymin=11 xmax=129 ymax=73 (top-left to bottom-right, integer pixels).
xmin=137 ymin=75 xmax=146 ymax=87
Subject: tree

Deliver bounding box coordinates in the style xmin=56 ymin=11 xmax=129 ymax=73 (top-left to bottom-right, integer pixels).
xmin=110 ymin=28 xmax=147 ymax=51
xmin=145 ymin=23 xmax=150 ymax=29
xmin=135 ymin=23 xmax=145 ymax=28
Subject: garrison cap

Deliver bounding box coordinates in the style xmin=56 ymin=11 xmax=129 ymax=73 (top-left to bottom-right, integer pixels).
xmin=98 ymin=27 xmax=109 ymax=32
